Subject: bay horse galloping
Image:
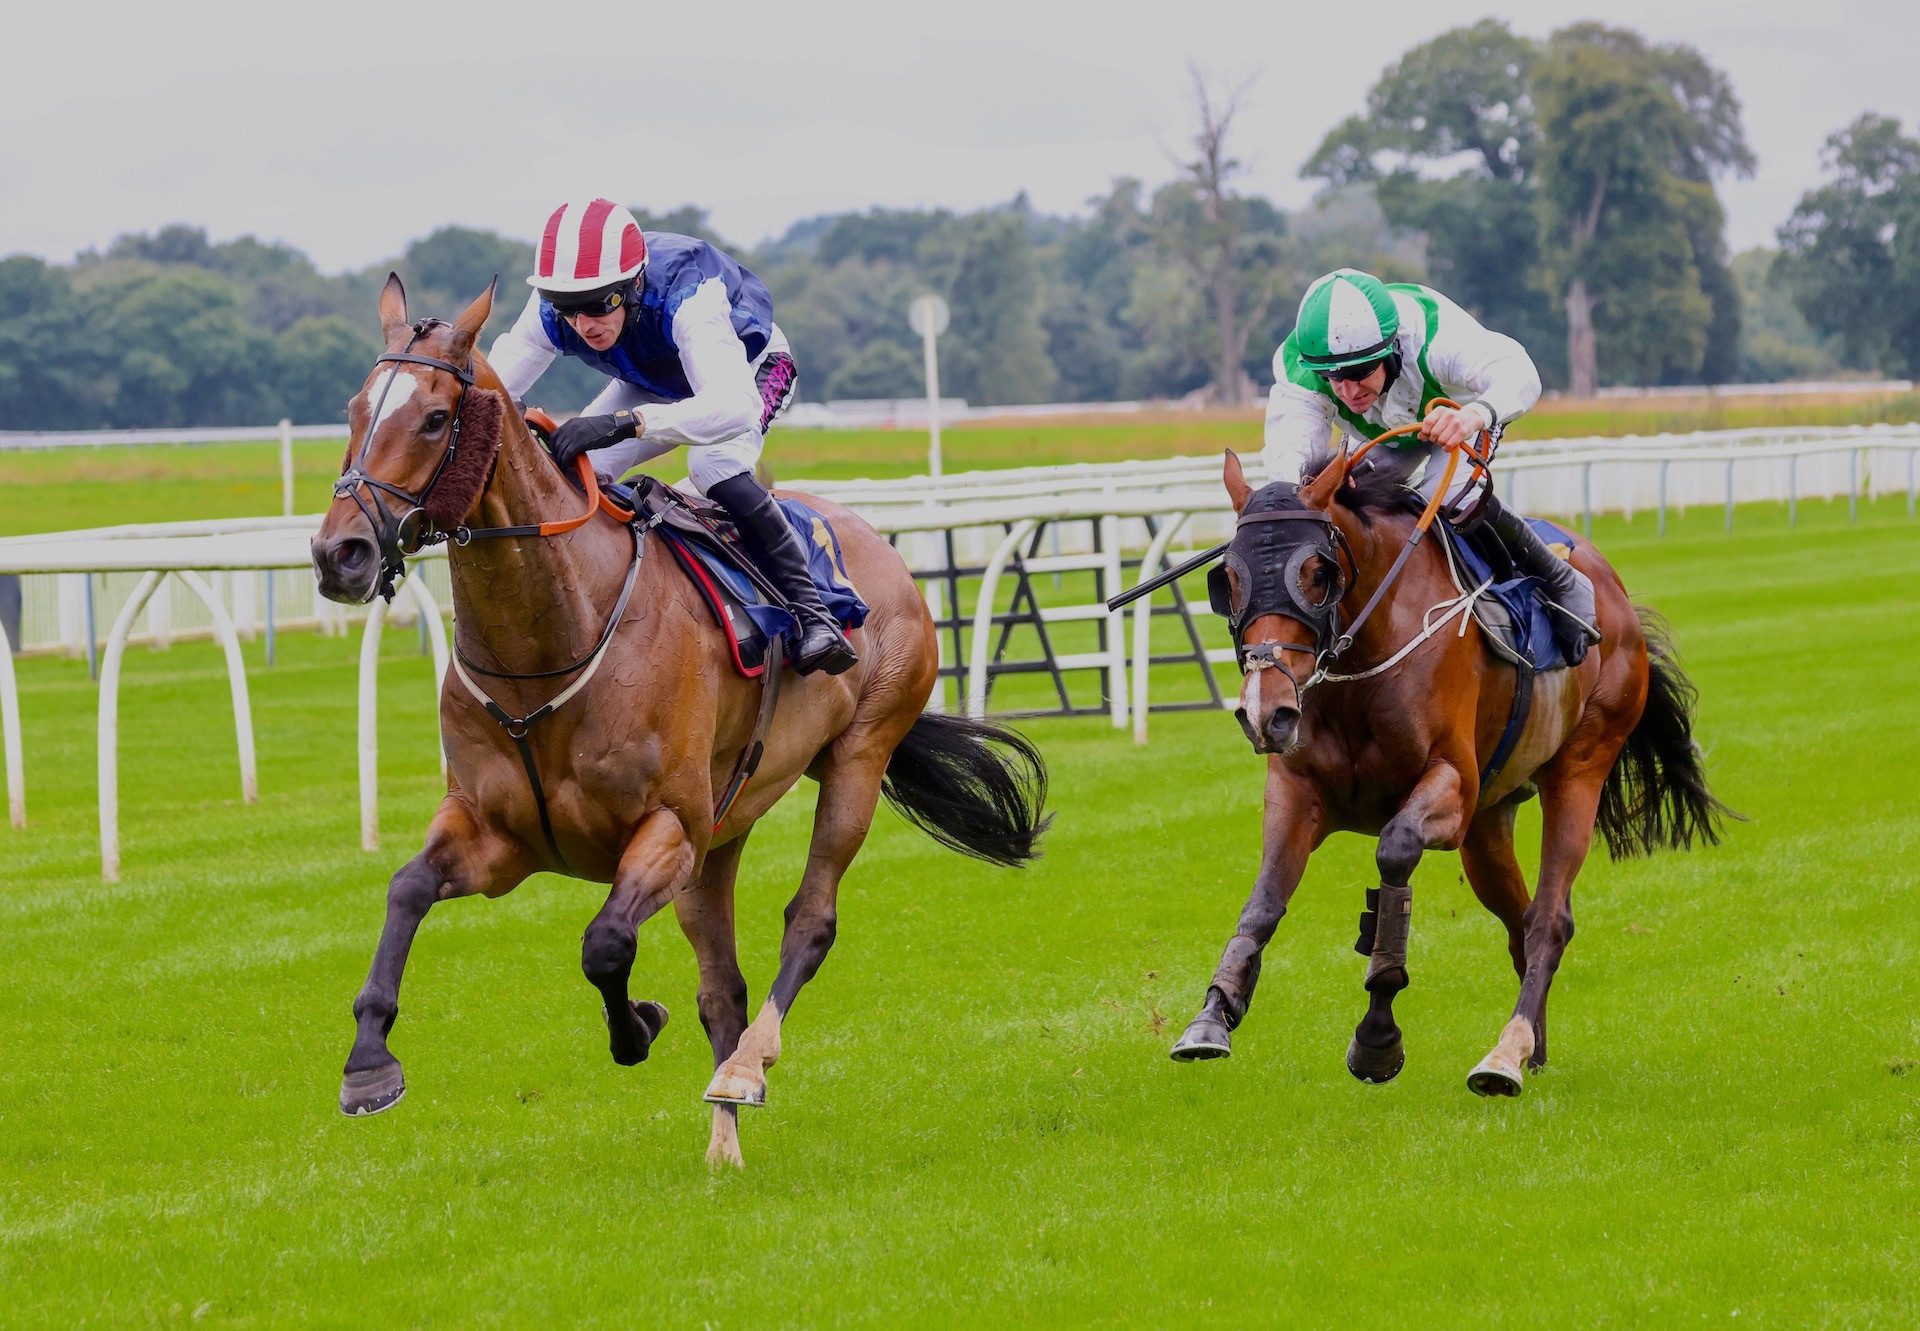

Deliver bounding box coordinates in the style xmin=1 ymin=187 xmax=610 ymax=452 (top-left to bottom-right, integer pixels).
xmin=312 ymin=277 xmax=1048 ymax=1167
xmin=1170 ymin=446 xmax=1729 ymax=1093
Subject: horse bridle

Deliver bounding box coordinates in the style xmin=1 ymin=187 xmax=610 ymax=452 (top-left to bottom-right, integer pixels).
xmin=333 ymin=319 xmax=476 ymax=602
xmin=1215 ymin=506 xmax=1355 ymax=697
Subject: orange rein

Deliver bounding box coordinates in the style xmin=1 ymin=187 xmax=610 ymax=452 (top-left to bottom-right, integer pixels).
xmin=1335 ymin=398 xmax=1493 ymax=534
xmin=522 ymin=407 xmax=638 ymax=532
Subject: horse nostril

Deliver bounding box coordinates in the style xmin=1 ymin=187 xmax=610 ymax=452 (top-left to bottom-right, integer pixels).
xmin=334 ymin=536 xmax=375 ymax=578
xmin=1266 ymin=707 xmax=1301 ymax=747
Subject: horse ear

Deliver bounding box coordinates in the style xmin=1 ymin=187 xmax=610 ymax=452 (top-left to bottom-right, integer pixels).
xmin=1300 ymin=453 xmax=1345 ymax=510
xmin=449 ymin=276 xmax=497 ymax=357
xmin=378 ymin=272 xmax=409 ymax=344
xmin=1223 ymin=450 xmax=1252 ymax=514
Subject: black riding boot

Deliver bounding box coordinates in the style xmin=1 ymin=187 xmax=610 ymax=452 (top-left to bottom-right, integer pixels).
xmin=707 ymin=473 xmax=858 ymax=676
xmin=1483 ymin=496 xmax=1601 ymax=661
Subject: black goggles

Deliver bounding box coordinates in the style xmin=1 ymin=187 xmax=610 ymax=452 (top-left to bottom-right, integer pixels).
xmin=1317 ymin=357 xmax=1388 ymax=384
xmin=545 ymin=286 xmax=627 ymax=319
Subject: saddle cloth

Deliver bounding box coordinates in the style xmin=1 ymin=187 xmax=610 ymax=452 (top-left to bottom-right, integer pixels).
xmin=1438 ymin=516 xmax=1582 ymax=675
xmin=616 ymin=477 xmax=869 ymax=677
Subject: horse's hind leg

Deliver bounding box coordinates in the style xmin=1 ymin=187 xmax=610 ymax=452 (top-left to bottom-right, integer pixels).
xmin=582 ymin=808 xmax=696 ymax=1067
xmin=342 ymin=799 xmax=530 ymax=1116
xmin=674 ymin=834 xmax=751 ymax=1169
xmin=1350 ymin=761 xmax=1470 ymax=1084
xmin=704 ymin=735 xmax=890 ymax=1109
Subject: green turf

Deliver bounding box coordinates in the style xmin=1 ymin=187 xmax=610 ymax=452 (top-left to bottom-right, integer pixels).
xmin=1 ymin=494 xmax=1915 ymax=1326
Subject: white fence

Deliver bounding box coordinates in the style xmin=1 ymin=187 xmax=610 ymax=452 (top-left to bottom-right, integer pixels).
xmin=4 ymin=422 xmax=1918 ymax=880
xmin=6 ymin=423 xmax=1918 ymax=663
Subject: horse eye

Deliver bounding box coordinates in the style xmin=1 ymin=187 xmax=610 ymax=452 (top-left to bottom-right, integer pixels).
xmin=424 ymin=409 xmax=450 ymax=432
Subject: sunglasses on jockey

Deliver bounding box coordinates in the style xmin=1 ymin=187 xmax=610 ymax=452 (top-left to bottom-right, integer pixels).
xmin=1317 ymin=356 xmax=1390 ymax=384
xmin=543 ymin=284 xmax=630 ymax=320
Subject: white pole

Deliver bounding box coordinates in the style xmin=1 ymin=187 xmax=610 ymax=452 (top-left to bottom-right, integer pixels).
xmin=98 ymin=569 xmax=166 ymax=882
xmin=922 ymin=324 xmax=943 ymax=480
xmin=908 ymin=294 xmax=949 ymax=482
xmin=1 ymin=613 xmax=23 ymax=828
xmin=359 ymin=596 xmax=389 ymax=852
xmin=175 ymin=570 xmax=258 ymax=805
xmin=279 ymin=418 xmax=295 ymax=516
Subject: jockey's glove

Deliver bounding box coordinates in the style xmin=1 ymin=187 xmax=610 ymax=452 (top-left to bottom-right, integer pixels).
xmin=551 ymin=409 xmax=641 ymax=471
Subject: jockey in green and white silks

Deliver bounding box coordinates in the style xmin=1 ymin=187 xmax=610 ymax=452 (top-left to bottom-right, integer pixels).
xmin=1263 ymin=269 xmax=1600 ymax=656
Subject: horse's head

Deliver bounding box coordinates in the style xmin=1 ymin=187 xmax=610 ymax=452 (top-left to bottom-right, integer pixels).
xmin=1217 ymin=450 xmax=1352 ymax=754
xmin=311 ymin=274 xmax=507 ymax=603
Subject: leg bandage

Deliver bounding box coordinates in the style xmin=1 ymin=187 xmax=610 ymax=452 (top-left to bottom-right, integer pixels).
xmin=1365 ymin=882 xmax=1412 ymax=989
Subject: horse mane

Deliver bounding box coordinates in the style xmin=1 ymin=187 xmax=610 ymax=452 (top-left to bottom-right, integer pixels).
xmin=1298 ymin=459 xmax=1426 ymax=527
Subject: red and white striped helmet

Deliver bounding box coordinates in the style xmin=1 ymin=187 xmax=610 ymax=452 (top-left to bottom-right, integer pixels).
xmin=527 ymin=197 xmax=649 ymax=293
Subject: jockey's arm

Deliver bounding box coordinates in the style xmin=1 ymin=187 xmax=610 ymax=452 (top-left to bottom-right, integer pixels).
xmin=486 ymin=292 xmax=560 ymax=402
xmin=1262 ymin=369 xmax=1337 ymax=484
xmin=635 ymin=280 xmax=764 ymax=450
xmin=1420 ymin=293 xmax=1541 ymax=444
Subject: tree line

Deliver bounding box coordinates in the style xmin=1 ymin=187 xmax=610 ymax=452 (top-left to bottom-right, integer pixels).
xmin=1 ymin=21 xmax=1912 ymax=431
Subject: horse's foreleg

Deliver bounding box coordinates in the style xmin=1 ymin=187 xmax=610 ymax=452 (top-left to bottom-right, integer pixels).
xmin=1350 ymin=760 xmax=1470 ymax=1084
xmin=673 ymin=835 xmax=750 ymax=1168
xmin=342 ymin=801 xmax=530 ymax=1116
xmin=583 ymin=808 xmax=696 ymax=1067
xmin=1171 ymin=770 xmax=1323 ymax=1061
xmin=704 ymin=742 xmax=887 ymax=1110
xmin=1512 ymin=759 xmax=1611 ymax=1067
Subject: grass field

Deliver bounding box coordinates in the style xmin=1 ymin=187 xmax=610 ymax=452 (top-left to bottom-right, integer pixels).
xmin=2 ymin=490 xmax=1916 ymax=1326
xmin=4 ymin=386 xmax=1918 ymax=538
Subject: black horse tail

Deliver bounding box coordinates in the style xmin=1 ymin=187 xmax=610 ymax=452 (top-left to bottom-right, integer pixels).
xmin=881 ymin=711 xmax=1052 ymax=867
xmin=1597 ymin=608 xmax=1739 ymax=860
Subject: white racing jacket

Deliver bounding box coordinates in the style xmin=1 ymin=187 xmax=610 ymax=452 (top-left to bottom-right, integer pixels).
xmin=1263 ymin=283 xmax=1541 ymax=483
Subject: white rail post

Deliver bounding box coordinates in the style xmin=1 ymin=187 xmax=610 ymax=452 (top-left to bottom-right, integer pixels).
xmin=358 ymin=596 xmax=391 ymax=851
xmin=967 ymin=520 xmax=1037 ymax=718
xmin=403 ymin=573 xmax=450 ymax=778
xmin=174 ymin=570 xmax=257 ymax=804
xmin=1100 ymin=514 xmax=1128 ymax=730
xmin=1130 ymin=512 xmax=1190 ymax=745
xmin=1 ymin=614 xmax=22 ymax=828
xmin=98 ymin=569 xmax=166 ymax=882
xmin=280 ymin=418 xmax=295 ymax=517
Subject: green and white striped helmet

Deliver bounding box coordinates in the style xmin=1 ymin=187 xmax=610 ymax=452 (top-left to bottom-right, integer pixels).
xmin=1293 ymin=269 xmax=1400 ymax=371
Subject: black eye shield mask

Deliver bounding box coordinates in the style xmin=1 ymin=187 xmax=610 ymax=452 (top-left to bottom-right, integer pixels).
xmin=1208 ymin=483 xmax=1352 ymax=664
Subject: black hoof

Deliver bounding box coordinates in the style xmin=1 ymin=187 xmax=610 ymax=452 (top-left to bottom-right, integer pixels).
xmin=340 ymin=1059 xmax=406 ymax=1116
xmin=606 ymin=999 xmax=669 ymax=1066
xmin=1346 ymin=1034 xmax=1405 ymax=1084
xmin=1170 ymin=1015 xmax=1233 ymax=1062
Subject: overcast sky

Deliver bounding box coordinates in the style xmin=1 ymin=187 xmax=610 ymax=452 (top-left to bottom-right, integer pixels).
xmin=4 ymin=0 xmax=1913 ymax=274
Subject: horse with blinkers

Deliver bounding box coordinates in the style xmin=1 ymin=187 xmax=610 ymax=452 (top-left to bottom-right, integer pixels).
xmin=1170 ymin=447 xmax=1729 ymax=1092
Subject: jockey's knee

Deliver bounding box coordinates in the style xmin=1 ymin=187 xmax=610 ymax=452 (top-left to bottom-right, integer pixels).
xmin=687 ymin=432 xmax=764 ymax=496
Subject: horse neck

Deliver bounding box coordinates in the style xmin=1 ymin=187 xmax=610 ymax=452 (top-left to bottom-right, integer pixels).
xmin=447 ymin=407 xmax=636 ymax=675
xmin=1331 ymin=504 xmax=1437 ymax=664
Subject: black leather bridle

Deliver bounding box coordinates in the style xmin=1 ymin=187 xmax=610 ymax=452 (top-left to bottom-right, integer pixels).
xmin=1212 ymin=504 xmax=1355 ymax=697
xmin=333 ymin=320 xmax=475 ymax=602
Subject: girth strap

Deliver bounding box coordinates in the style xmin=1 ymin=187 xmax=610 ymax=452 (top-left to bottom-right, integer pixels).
xmin=711 ymin=644 xmax=784 ymax=831
xmin=1480 ymin=656 xmax=1535 ymax=789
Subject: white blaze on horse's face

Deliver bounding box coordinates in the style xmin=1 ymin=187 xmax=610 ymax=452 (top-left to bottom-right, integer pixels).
xmin=1237 ymin=616 xmax=1307 ymax=755
xmin=364 ymin=368 xmax=421 ymax=432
